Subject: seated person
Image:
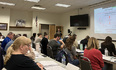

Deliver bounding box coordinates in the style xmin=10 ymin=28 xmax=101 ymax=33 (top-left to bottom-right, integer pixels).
xmin=64 ymin=36 xmax=79 ymax=66
xmin=101 ymin=36 xmax=116 ymax=56
xmin=84 ymin=37 xmax=104 ymax=70
xmin=80 ymin=35 xmax=90 ymax=50
xmin=4 ymin=36 xmax=43 ymax=70
xmin=5 ymin=35 xmax=20 ymax=52
xmin=48 ymin=34 xmax=65 ymax=58
xmin=1 ymin=32 xmax=14 ymax=51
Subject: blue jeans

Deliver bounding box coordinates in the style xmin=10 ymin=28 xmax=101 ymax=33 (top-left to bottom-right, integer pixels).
xmin=70 ymin=59 xmax=79 ymax=66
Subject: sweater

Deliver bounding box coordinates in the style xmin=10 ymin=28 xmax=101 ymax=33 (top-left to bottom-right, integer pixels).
xmin=84 ymin=48 xmax=104 ymax=70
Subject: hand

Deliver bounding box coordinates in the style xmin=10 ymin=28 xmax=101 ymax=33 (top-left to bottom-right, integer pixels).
xmin=28 ymin=47 xmax=33 ymax=52
xmin=36 ymin=63 xmax=43 ymax=70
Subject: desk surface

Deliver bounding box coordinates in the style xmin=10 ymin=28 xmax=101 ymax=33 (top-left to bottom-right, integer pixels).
xmin=0 ymin=39 xmax=3 ymax=42
xmin=34 ymin=52 xmax=66 ymax=70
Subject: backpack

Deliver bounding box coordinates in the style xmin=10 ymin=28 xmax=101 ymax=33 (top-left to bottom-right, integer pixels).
xmin=56 ymin=49 xmax=72 ymax=65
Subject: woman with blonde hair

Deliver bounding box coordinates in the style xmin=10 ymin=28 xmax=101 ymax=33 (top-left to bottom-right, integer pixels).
xmin=84 ymin=37 xmax=104 ymax=70
xmin=4 ymin=36 xmax=43 ymax=70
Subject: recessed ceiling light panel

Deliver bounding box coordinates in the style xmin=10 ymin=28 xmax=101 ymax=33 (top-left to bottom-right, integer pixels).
xmin=0 ymin=2 xmax=15 ymax=6
xmin=55 ymin=3 xmax=71 ymax=8
xmin=31 ymin=6 xmax=46 ymax=10
xmin=24 ymin=0 xmax=40 ymax=3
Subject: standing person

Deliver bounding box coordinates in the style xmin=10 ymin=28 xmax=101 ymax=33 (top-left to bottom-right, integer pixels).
xmin=56 ymin=28 xmax=62 ymax=35
xmin=30 ymin=33 xmax=36 ymax=43
xmin=48 ymin=34 xmax=65 ymax=58
xmin=1 ymin=32 xmax=14 ymax=51
xmin=41 ymin=32 xmax=48 ymax=55
xmin=101 ymin=36 xmax=116 ymax=56
xmin=34 ymin=33 xmax=42 ymax=44
xmin=80 ymin=35 xmax=90 ymax=50
xmin=84 ymin=37 xmax=104 ymax=70
xmin=4 ymin=36 xmax=43 ymax=70
xmin=65 ymin=36 xmax=79 ymax=66
xmin=30 ymin=33 xmax=36 ymax=49
xmin=72 ymin=34 xmax=78 ymax=48
xmin=34 ymin=33 xmax=42 ymax=52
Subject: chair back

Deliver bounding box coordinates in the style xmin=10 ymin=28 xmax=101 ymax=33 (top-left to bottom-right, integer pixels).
xmin=47 ymin=45 xmax=54 ymax=58
xmin=79 ymin=56 xmax=92 ymax=70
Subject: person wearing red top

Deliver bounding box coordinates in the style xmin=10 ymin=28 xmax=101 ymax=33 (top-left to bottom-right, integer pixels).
xmin=84 ymin=37 xmax=104 ymax=70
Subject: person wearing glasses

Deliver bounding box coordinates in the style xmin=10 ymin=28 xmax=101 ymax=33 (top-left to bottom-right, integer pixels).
xmin=4 ymin=36 xmax=43 ymax=70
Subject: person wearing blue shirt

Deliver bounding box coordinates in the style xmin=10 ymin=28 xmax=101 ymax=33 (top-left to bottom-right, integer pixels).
xmin=5 ymin=34 xmax=20 ymax=52
xmin=1 ymin=32 xmax=14 ymax=51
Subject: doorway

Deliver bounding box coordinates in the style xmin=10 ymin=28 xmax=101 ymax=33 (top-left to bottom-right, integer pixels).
xmin=39 ymin=24 xmax=55 ymax=40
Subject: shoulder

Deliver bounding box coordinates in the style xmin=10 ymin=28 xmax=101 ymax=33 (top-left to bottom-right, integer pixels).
xmin=92 ymin=49 xmax=102 ymax=54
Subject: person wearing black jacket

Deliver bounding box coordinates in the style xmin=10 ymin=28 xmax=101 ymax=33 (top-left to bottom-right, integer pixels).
xmin=41 ymin=32 xmax=48 ymax=55
xmin=101 ymin=36 xmax=116 ymax=56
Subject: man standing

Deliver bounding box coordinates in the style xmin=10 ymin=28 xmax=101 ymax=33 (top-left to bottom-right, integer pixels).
xmin=1 ymin=32 xmax=14 ymax=51
xmin=48 ymin=34 xmax=65 ymax=58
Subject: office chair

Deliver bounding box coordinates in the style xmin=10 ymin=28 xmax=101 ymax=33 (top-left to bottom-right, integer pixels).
xmin=79 ymin=56 xmax=92 ymax=70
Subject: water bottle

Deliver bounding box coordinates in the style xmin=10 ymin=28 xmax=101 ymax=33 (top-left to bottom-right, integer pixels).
xmin=62 ymin=55 xmax=66 ymax=65
xmin=105 ymin=48 xmax=108 ymax=56
xmin=80 ymin=44 xmax=83 ymax=50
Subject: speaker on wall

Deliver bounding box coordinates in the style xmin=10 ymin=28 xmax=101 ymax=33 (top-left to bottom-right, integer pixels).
xmin=77 ymin=28 xmax=86 ymax=30
xmin=68 ymin=29 xmax=70 ymax=33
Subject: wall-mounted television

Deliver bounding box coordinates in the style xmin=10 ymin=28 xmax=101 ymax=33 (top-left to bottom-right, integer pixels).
xmin=70 ymin=14 xmax=89 ymax=26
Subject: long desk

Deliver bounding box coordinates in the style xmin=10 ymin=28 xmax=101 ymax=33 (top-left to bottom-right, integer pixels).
xmin=76 ymin=49 xmax=116 ymax=64
xmin=34 ymin=51 xmax=80 ymax=70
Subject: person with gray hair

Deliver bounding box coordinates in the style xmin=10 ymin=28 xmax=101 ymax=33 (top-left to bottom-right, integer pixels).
xmin=1 ymin=32 xmax=14 ymax=51
xmin=5 ymin=34 xmax=20 ymax=52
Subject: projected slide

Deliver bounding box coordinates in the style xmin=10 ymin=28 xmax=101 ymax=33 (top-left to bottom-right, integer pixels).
xmin=94 ymin=6 xmax=116 ymax=34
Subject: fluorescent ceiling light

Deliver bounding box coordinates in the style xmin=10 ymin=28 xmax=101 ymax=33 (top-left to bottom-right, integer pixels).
xmin=55 ymin=3 xmax=71 ymax=8
xmin=0 ymin=2 xmax=15 ymax=6
xmin=24 ymin=0 xmax=40 ymax=3
xmin=31 ymin=6 xmax=46 ymax=10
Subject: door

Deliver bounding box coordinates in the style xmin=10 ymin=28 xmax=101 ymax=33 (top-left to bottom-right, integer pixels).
xmin=49 ymin=24 xmax=55 ymax=40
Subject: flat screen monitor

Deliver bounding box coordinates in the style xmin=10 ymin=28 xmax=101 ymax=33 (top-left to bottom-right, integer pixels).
xmin=70 ymin=14 xmax=89 ymax=26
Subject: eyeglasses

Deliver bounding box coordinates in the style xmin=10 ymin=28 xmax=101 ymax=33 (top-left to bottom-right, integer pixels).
xmin=26 ymin=44 xmax=31 ymax=47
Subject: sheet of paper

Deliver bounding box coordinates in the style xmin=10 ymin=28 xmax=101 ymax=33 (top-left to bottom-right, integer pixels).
xmin=66 ymin=63 xmax=80 ymax=70
xmin=45 ymin=66 xmax=66 ymax=70
xmin=39 ymin=61 xmax=58 ymax=67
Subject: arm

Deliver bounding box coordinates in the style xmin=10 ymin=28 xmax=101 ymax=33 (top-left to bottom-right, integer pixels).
xmin=59 ymin=40 xmax=65 ymax=48
xmin=112 ymin=44 xmax=116 ymax=55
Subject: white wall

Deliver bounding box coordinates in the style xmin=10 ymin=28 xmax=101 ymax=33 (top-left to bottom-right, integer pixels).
xmin=32 ymin=11 xmax=61 ymax=34
xmin=61 ymin=8 xmax=90 ymax=41
xmin=9 ymin=9 xmax=32 ymax=38
xmin=0 ymin=9 xmax=61 ymax=38
xmin=0 ymin=8 xmax=10 ymax=36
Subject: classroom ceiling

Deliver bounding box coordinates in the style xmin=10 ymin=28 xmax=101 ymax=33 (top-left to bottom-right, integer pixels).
xmin=0 ymin=0 xmax=110 ymax=13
